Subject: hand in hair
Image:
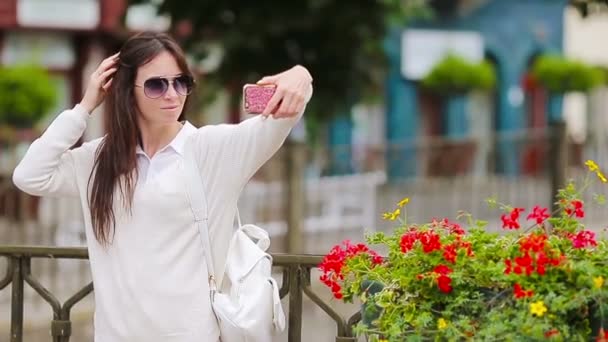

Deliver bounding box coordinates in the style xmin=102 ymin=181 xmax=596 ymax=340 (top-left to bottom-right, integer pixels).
xmin=80 ymin=53 xmax=120 ymax=114
xmin=257 ymin=65 xmax=313 ymax=118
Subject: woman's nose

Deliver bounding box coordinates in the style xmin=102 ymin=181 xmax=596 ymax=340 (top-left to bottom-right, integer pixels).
xmin=163 ymin=81 xmax=179 ymax=99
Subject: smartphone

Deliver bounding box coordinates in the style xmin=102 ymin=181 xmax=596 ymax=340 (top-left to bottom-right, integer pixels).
xmin=243 ymin=84 xmax=276 ymax=114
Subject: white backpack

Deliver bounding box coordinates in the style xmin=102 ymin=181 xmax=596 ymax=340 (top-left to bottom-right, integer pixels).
xmin=183 ymin=144 xmax=286 ymax=342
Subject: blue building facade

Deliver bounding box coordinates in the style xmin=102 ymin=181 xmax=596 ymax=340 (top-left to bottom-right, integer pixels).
xmin=329 ymin=0 xmax=569 ymax=179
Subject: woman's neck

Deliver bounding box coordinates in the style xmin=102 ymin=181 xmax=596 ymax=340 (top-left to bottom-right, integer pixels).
xmin=137 ymin=120 xmax=183 ymax=158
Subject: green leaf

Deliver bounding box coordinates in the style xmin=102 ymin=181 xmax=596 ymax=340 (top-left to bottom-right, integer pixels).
xmin=421 ymin=54 xmax=497 ymax=94
xmin=531 ymin=54 xmax=604 ymax=93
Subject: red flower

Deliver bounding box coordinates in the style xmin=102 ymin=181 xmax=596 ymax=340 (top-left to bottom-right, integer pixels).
xmin=371 ymin=253 xmax=383 ymax=265
xmin=400 ymin=231 xmax=419 ymax=253
xmin=433 ymin=264 xmax=453 ymax=293
xmin=550 ymin=253 xmax=566 ymax=266
xmin=545 ymin=328 xmax=559 ymax=338
xmin=318 ymin=240 xmax=382 ymax=299
xmin=501 ymin=208 xmax=525 ymax=229
xmin=506 ymin=233 xmax=563 ymax=279
xmin=437 ymin=275 xmax=453 ymax=293
xmin=443 ymin=243 xmax=458 ymax=264
xmin=419 ymin=230 xmax=442 ymax=253
xmin=510 ymin=207 xmax=525 ymax=219
xmin=447 ymin=222 xmax=465 ymax=235
xmin=536 ymin=252 xmax=549 ymax=275
xmin=505 ymin=259 xmax=512 ymax=275
xmin=431 ymin=218 xmax=466 ymax=235
xmin=514 ymin=253 xmax=535 ymax=276
xmin=520 ymin=233 xmax=547 ymax=254
xmin=568 ymin=230 xmax=598 ymax=249
xmin=433 ymin=264 xmax=453 ymax=275
xmin=460 ymin=241 xmax=474 ymax=257
xmin=527 ymin=205 xmax=550 ymax=225
xmin=565 ymin=200 xmax=585 ymax=218
xmin=513 ymin=283 xmax=533 ymax=299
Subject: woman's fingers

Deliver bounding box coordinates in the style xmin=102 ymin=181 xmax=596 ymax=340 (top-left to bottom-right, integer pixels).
xmin=100 ymin=68 xmax=117 ymax=81
xmin=278 ymin=87 xmax=307 ymax=117
xmin=262 ymin=87 xmax=284 ymax=117
xmin=258 ymin=66 xmax=312 ymax=118
xmin=275 ymin=93 xmax=295 ymax=118
xmin=102 ymin=78 xmax=113 ymax=91
xmin=80 ymin=53 xmax=119 ymax=113
xmin=94 ymin=54 xmax=119 ymax=80
xmin=288 ymin=96 xmax=304 ymax=116
xmin=99 ymin=67 xmax=117 ymax=91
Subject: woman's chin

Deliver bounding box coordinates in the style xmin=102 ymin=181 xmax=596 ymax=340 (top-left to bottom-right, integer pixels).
xmin=158 ymin=110 xmax=182 ymax=122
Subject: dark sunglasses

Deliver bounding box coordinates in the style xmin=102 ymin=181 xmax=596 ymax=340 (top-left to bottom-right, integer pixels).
xmin=135 ymin=75 xmax=194 ymax=99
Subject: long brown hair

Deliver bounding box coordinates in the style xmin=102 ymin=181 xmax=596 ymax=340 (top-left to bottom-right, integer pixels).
xmin=88 ymin=32 xmax=194 ymax=246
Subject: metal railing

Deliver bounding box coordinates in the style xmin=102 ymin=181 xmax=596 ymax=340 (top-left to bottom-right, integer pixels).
xmin=0 ymin=245 xmax=361 ymax=342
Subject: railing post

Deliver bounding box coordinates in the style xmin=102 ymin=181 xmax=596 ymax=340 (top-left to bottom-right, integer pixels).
xmin=10 ymin=257 xmax=24 ymax=342
xmin=286 ymin=141 xmax=305 ymax=254
xmin=288 ymin=265 xmax=303 ymax=342
xmin=52 ymin=319 xmax=72 ymax=342
xmin=550 ymin=120 xmax=568 ymax=215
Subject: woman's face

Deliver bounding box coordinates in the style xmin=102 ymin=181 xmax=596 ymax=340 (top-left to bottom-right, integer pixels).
xmin=133 ymin=51 xmax=188 ymax=125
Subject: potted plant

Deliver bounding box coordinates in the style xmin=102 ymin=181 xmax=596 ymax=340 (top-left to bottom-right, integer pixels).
xmin=421 ymin=55 xmax=495 ymax=136
xmin=0 ymin=64 xmax=57 ymax=132
xmin=530 ymin=55 xmax=605 ymax=122
xmin=319 ymin=160 xmax=608 ymax=341
xmin=420 ymin=54 xmax=495 ymax=175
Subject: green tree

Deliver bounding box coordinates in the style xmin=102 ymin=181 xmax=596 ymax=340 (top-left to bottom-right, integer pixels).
xmin=128 ymin=0 xmax=432 ymax=123
xmin=128 ymin=0 xmax=603 ymax=125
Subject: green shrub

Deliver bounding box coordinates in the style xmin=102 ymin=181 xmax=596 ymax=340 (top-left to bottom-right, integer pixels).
xmin=422 ymin=54 xmax=496 ymax=95
xmin=531 ymin=55 xmax=604 ymax=93
xmin=597 ymin=66 xmax=608 ymax=86
xmin=0 ymin=64 xmax=57 ymax=128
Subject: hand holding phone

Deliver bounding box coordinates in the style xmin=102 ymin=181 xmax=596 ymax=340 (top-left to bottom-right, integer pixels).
xmin=243 ymin=84 xmax=277 ymax=114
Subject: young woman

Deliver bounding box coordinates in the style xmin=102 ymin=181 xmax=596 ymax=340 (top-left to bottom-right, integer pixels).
xmin=12 ymin=31 xmax=313 ymax=341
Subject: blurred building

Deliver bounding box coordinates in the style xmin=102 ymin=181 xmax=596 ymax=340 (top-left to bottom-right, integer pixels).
xmin=0 ymin=0 xmax=172 ymax=220
xmin=349 ymin=0 xmax=572 ymax=180
xmin=563 ymin=7 xmax=608 ymax=166
xmin=327 ymin=0 xmax=607 ymax=181
xmin=0 ymin=0 xmax=176 ymax=139
xmin=0 ymin=0 xmax=132 ymax=139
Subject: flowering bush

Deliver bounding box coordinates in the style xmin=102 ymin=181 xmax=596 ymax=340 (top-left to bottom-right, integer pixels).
xmin=319 ymin=160 xmax=608 ymax=341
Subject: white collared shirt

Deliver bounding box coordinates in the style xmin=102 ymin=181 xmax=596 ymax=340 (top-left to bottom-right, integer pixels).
xmin=11 ymin=83 xmax=311 ymax=342
xmin=134 ymin=122 xmax=194 ymax=185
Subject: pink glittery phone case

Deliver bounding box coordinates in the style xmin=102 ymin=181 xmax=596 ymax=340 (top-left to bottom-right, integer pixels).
xmin=243 ymin=84 xmax=276 ymax=114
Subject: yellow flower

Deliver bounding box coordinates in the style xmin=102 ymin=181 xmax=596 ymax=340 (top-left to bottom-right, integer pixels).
xmin=397 ymin=197 xmax=410 ymax=208
xmin=586 ymin=160 xmax=599 ymax=172
xmin=437 ymin=318 xmax=448 ymax=330
xmin=594 ymin=276 xmax=604 ymax=288
xmin=530 ymin=300 xmax=548 ymax=317
xmin=597 ymin=171 xmax=607 ymax=183
xmin=382 ymin=208 xmax=401 ymax=221
xmin=585 ymin=160 xmax=607 ymax=182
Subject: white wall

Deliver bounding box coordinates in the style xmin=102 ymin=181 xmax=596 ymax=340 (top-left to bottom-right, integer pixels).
xmin=563 ymin=7 xmax=608 ymax=145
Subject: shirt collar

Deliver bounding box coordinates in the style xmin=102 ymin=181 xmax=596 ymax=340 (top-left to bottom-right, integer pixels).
xmin=135 ymin=121 xmax=197 ymax=157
